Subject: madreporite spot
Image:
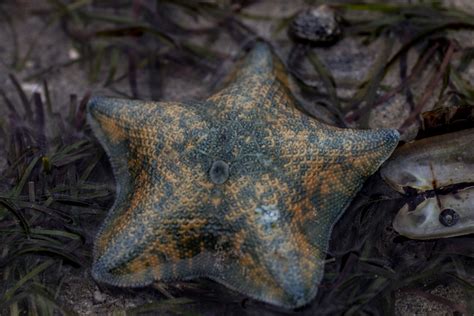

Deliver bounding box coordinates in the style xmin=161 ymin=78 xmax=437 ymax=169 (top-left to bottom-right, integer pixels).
xmin=209 ymin=160 xmax=229 ymax=184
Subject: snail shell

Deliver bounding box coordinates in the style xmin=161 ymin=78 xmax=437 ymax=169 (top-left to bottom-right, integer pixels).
xmin=289 ymin=5 xmax=342 ymax=44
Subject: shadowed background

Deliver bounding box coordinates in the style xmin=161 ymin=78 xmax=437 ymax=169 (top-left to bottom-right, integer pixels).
xmin=0 ymin=0 xmax=473 ymax=315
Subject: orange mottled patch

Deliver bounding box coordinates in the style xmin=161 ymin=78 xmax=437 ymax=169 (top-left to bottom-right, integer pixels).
xmin=179 ymin=218 xmax=208 ymax=237
xmin=95 ymin=113 xmax=127 ymax=144
xmin=349 ymin=151 xmax=380 ymax=178
xmin=237 ymin=252 xmax=283 ymax=299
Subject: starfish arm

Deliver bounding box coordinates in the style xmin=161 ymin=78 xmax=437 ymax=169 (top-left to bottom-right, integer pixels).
xmin=207 ymin=42 xmax=293 ymax=116
xmin=204 ymin=174 xmax=326 ymax=308
xmin=87 ymin=96 xmax=207 ymax=146
xmin=87 ymin=96 xmax=208 ymax=199
xmin=274 ymin=119 xmax=400 ymax=225
xmin=91 ymin=173 xmax=216 ymax=288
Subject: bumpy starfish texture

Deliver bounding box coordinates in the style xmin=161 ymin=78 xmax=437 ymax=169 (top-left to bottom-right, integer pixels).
xmin=88 ymin=42 xmax=399 ymax=308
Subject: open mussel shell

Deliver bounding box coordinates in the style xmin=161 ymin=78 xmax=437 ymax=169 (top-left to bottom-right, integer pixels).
xmin=393 ymin=187 xmax=474 ymax=239
xmin=381 ymin=128 xmax=474 ymax=239
xmin=380 ymin=128 xmax=474 ymax=193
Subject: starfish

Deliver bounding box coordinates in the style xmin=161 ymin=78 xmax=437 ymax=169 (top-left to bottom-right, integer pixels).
xmin=88 ymin=42 xmax=399 ymax=308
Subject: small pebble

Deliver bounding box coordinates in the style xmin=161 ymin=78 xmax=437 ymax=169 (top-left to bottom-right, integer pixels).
xmin=93 ymin=289 xmax=106 ymax=303
xmin=289 ymin=5 xmax=341 ymax=44
xmin=69 ymin=48 xmax=80 ymax=60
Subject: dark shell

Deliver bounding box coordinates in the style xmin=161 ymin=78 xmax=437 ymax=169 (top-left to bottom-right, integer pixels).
xmin=439 ymin=208 xmax=460 ymax=227
xmin=289 ymin=5 xmax=341 ymax=44
xmin=417 ymin=105 xmax=474 ymax=139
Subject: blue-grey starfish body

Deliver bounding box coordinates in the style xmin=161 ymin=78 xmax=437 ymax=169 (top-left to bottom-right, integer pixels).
xmin=88 ymin=42 xmax=399 ymax=308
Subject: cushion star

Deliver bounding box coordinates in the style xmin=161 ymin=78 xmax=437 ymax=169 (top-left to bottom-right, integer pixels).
xmin=88 ymin=42 xmax=399 ymax=308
